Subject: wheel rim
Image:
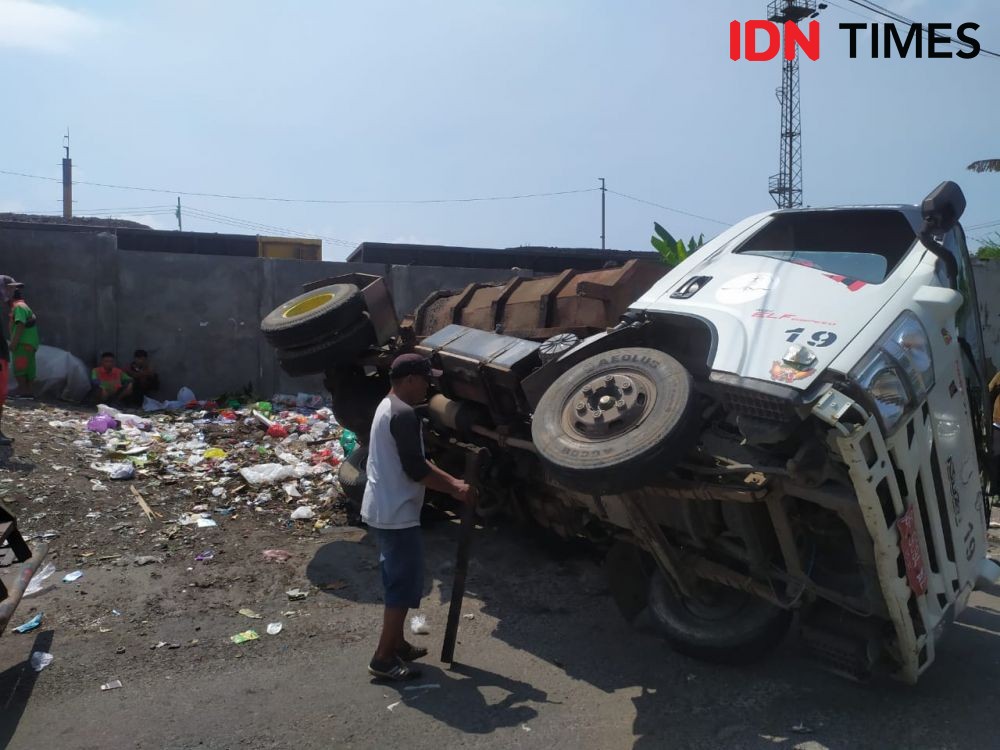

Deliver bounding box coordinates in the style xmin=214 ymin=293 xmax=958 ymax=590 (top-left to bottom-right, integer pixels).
xmin=560 ymin=369 xmax=657 ymax=440
xmin=283 ymin=292 xmax=334 ymax=318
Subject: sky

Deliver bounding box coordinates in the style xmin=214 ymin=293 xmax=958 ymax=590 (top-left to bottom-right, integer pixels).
xmin=1 ymin=0 xmax=998 ymax=260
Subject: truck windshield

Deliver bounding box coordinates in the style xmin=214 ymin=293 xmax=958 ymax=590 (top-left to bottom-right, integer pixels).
xmin=736 ymin=209 xmax=917 ymax=284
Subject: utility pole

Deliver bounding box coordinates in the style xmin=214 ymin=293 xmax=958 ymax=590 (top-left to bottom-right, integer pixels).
xmin=61 ymin=129 xmax=72 ymax=219
xmin=766 ymin=0 xmax=824 ymax=209
xmin=599 ymin=177 xmax=606 ymax=250
xmin=175 ymin=197 xmax=183 ymax=231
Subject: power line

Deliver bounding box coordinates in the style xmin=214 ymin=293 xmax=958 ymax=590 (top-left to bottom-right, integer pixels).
xmin=0 ymin=168 xmax=598 ymax=205
xmin=841 ymin=0 xmax=1000 ymax=58
xmin=183 ymin=205 xmax=357 ymax=247
xmin=605 ymin=189 xmax=731 ymax=226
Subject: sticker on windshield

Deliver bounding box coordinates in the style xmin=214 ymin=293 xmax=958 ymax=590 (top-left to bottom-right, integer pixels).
xmin=715 ymin=272 xmax=774 ymax=304
xmin=823 ymin=273 xmax=867 ymax=292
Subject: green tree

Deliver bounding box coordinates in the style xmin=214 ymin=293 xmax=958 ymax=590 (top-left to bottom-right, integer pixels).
xmin=976 ymin=232 xmax=1000 ymax=259
xmin=650 ymin=222 xmax=704 ymax=267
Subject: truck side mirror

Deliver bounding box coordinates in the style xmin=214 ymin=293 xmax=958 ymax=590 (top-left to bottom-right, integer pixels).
xmin=921 ymin=181 xmax=966 ymax=234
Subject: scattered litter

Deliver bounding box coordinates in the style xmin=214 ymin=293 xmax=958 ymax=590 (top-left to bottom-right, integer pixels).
xmin=991 ymin=521 xmax=1000 ymax=529
xmin=403 ymin=683 xmax=441 ymax=691
xmin=791 ymin=723 xmax=814 ymax=734
xmin=195 ymin=550 xmax=215 ymax=562
xmin=290 ymin=506 xmax=315 ymax=520
xmin=262 ymin=549 xmax=291 ymax=563
xmin=386 ymin=701 xmax=401 ymax=712
xmin=62 ymin=571 xmax=83 ymax=583
xmin=410 ymin=614 xmax=429 ymax=635
xmin=100 ymin=679 xmax=123 ymax=691
xmin=238 ymin=608 xmax=263 ymax=619
xmin=522 ymin=725 xmax=531 ymax=732
xmin=24 ymin=561 xmax=56 ymax=597
xmin=13 ymin=612 xmax=44 ymax=633
xmin=286 ymin=588 xmax=308 ymax=601
xmin=266 ymin=622 xmax=283 ymax=635
xmin=230 ymin=630 xmax=260 ymax=644
xmin=197 ymin=517 xmax=217 ymax=528
xmin=134 ymin=556 xmax=161 ymax=566
xmin=463 ymin=613 xmax=475 ymax=620
xmin=203 ymin=448 xmax=227 ymax=460
xmin=29 ymin=652 xmax=53 ymax=672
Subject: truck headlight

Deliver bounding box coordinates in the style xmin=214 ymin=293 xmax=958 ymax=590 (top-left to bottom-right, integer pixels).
xmin=849 ymin=313 xmax=934 ymax=433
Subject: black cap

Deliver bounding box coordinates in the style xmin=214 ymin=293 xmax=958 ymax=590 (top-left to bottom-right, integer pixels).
xmin=390 ymin=353 xmax=442 ymax=379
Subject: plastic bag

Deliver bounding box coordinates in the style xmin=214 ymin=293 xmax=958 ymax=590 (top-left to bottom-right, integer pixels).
xmin=203 ymin=447 xmax=227 ymax=460
xmin=30 ymin=652 xmax=54 ymax=672
xmin=340 ymin=430 xmax=357 ymax=458
xmin=25 ymin=561 xmax=56 ymax=597
xmin=108 ymin=463 xmax=135 ymax=480
xmin=290 ymin=506 xmax=315 ymax=520
xmin=239 ymin=463 xmax=296 ymax=485
xmin=267 ymin=424 xmax=289 ymax=439
xmin=86 ymin=414 xmax=118 ymax=433
xmin=410 ymin=614 xmax=429 ymax=635
xmin=177 ymin=387 xmax=197 ymax=404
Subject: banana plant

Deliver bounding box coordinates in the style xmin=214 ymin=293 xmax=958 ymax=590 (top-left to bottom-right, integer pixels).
xmin=650 ymin=222 xmax=704 ymax=267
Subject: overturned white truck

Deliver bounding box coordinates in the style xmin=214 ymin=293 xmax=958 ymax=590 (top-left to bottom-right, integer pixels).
xmin=262 ymin=182 xmax=996 ymax=682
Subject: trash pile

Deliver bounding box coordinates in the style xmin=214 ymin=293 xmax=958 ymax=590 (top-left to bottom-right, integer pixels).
xmin=47 ymin=392 xmax=358 ymax=535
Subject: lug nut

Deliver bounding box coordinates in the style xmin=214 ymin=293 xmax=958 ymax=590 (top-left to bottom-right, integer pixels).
xmin=582 ymin=385 xmax=593 ymax=396
xmin=616 ymin=400 xmax=626 ymax=410
xmin=575 ymin=402 xmax=587 ymax=414
xmin=605 ymin=375 xmax=616 ymax=385
xmin=621 ymin=379 xmax=633 ymax=392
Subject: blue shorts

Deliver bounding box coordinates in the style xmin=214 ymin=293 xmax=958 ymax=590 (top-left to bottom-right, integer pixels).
xmin=376 ymin=526 xmax=424 ymax=609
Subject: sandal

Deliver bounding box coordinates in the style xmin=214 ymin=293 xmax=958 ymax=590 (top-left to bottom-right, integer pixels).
xmin=396 ymin=640 xmax=428 ymax=662
xmin=368 ymin=656 xmax=422 ymax=682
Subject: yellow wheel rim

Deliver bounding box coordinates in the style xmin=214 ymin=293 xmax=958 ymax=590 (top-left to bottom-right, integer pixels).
xmin=283 ymin=292 xmax=334 ymax=318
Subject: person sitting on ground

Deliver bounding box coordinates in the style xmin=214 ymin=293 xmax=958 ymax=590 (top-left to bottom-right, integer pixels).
xmin=90 ymin=352 xmax=134 ymax=405
xmin=126 ymin=349 xmax=160 ymax=405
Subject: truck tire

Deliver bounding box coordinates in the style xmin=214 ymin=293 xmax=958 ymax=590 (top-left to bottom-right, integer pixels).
xmin=337 ymin=444 xmax=368 ymax=513
xmin=277 ymin=317 xmax=376 ymax=378
xmin=647 ymin=570 xmax=791 ymax=664
xmin=261 ymin=284 xmax=365 ymax=349
xmin=531 ymin=347 xmax=699 ymax=493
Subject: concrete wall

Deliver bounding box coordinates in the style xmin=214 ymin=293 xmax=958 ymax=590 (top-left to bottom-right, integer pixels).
xmin=0 ymin=227 xmax=117 ymax=363
xmin=0 ymin=226 xmax=528 ymax=401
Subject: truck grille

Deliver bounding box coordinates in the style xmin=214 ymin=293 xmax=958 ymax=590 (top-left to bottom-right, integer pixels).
xmin=715 ymin=386 xmax=795 ymax=422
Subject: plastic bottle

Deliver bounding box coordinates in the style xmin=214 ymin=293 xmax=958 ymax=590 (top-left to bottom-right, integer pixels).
xmin=340 ymin=429 xmax=357 ymax=457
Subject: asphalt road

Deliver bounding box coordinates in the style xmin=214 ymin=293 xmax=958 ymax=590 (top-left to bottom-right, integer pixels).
xmin=3 ymin=517 xmax=1000 ymax=750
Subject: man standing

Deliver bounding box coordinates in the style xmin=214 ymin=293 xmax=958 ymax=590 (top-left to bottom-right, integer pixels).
xmin=90 ymin=352 xmax=134 ymax=405
xmin=362 ymin=353 xmax=472 ymax=681
xmin=5 ymin=279 xmax=38 ymax=400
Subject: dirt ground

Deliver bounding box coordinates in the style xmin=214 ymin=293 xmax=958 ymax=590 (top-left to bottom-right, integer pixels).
xmin=3 ymin=400 xmax=1000 ymax=750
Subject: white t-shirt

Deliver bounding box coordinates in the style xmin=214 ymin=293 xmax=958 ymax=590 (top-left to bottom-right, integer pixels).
xmin=361 ymin=394 xmax=429 ymax=529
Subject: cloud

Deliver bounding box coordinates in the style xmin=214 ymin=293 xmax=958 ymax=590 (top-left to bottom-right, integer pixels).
xmin=0 ymin=0 xmax=101 ymax=53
